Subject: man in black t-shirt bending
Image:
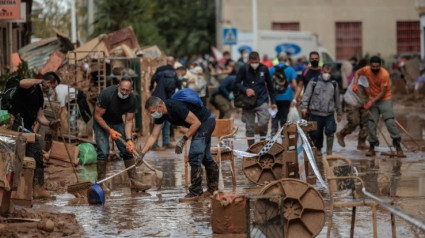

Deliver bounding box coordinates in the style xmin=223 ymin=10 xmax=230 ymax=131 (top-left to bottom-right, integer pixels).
xmin=93 ymin=78 xmax=151 ymax=192
xmin=140 ymin=96 xmax=218 ymax=202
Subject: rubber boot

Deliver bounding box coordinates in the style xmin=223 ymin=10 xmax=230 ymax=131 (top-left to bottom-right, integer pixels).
xmin=336 ymin=132 xmax=346 ymax=147
xmin=33 ymin=168 xmax=53 ymax=200
xmin=179 ymin=165 xmax=203 ymax=202
xmin=205 ymin=162 xmax=219 ymax=196
xmin=393 ymin=138 xmax=405 ymax=158
xmin=357 ymin=138 xmax=369 ymax=150
xmin=97 ymin=160 xmax=108 ymax=192
xmin=326 ymin=136 xmax=334 ymax=155
xmin=366 ymin=144 xmax=376 ymax=157
xmin=124 ymin=159 xmax=151 ymax=192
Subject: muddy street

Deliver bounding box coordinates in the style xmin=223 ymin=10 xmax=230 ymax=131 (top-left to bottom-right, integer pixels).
xmin=28 ymin=107 xmax=425 ymax=237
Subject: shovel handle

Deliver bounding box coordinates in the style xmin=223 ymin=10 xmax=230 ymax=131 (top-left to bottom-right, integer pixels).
xmin=117 ymin=137 xmax=158 ymax=173
xmin=97 ymin=164 xmax=136 ymax=184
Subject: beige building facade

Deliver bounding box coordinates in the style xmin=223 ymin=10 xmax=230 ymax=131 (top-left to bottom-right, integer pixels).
xmin=222 ymin=0 xmax=420 ymax=60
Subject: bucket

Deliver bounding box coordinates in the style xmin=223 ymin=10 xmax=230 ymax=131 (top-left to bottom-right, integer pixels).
xmin=87 ymin=183 xmax=105 ymax=205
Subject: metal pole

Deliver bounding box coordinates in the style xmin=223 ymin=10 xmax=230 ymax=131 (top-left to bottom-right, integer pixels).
xmin=252 ymin=0 xmax=258 ymax=51
xmin=362 ymin=188 xmax=425 ymax=232
xmin=9 ymin=22 xmax=13 ymax=69
xmin=215 ymin=0 xmax=222 ymax=51
xmin=71 ymin=0 xmax=77 ymax=43
xmin=421 ymin=15 xmax=425 ymax=60
xmin=87 ymin=0 xmax=94 ymax=37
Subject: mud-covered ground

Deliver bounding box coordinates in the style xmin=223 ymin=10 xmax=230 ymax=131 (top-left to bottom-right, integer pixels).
xmin=3 ymin=102 xmax=425 ymax=237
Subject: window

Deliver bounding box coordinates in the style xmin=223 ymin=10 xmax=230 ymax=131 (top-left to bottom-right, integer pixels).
xmin=397 ymin=21 xmax=420 ymax=54
xmin=272 ymin=22 xmax=300 ymax=31
xmin=335 ymin=22 xmax=362 ymax=60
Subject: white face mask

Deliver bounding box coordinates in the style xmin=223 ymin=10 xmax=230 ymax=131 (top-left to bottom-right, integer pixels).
xmin=322 ymin=73 xmax=331 ymax=81
xmin=250 ymin=63 xmax=259 ymax=70
xmin=151 ymin=111 xmax=162 ymax=119
xmin=178 ymin=75 xmax=184 ymax=81
xmin=117 ymin=91 xmax=129 ymax=99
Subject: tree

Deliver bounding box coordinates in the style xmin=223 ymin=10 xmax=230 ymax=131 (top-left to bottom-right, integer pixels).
xmin=33 ymin=0 xmax=72 ymax=38
xmin=91 ymin=0 xmax=216 ymax=57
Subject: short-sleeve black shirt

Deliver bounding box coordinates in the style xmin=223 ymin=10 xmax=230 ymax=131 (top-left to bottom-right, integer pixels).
xmin=11 ymin=84 xmax=44 ymax=129
xmin=154 ymin=99 xmax=211 ymax=128
xmin=97 ymin=85 xmax=137 ymax=123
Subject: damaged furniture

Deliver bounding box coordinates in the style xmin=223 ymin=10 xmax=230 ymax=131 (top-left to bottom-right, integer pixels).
xmin=322 ymin=155 xmax=396 ymax=238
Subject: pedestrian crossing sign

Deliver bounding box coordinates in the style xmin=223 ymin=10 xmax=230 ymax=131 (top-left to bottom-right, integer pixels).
xmin=223 ymin=28 xmax=237 ymax=45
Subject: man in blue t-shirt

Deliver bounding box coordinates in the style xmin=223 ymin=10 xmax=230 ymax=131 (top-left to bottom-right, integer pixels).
xmin=140 ymin=95 xmax=218 ymax=202
xmin=94 ymin=78 xmax=151 ymax=192
xmin=269 ymin=53 xmax=298 ymax=135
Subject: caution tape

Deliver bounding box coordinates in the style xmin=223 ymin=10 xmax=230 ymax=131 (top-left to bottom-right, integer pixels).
xmin=296 ymin=120 xmax=329 ymax=192
xmin=222 ymin=135 xmax=284 ymax=141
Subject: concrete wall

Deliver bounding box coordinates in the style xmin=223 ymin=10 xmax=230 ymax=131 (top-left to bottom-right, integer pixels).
xmin=222 ymin=0 xmax=419 ymax=60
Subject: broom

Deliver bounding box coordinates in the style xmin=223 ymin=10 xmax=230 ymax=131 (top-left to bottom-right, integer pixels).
xmin=117 ymin=137 xmax=163 ymax=189
xmin=43 ymin=90 xmax=92 ymax=197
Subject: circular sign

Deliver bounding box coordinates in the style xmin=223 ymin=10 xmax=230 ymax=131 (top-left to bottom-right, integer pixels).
xmin=275 ymin=43 xmax=301 ymax=55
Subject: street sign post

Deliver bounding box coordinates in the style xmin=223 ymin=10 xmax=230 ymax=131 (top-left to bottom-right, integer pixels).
xmin=223 ymin=28 xmax=237 ymax=45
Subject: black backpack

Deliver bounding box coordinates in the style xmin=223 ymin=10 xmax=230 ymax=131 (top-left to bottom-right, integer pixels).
xmin=272 ymin=65 xmax=289 ymax=94
xmin=0 ymin=76 xmax=20 ymax=113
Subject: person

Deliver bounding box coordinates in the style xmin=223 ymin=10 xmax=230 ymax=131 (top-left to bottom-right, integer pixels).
xmin=234 ymin=51 xmax=277 ymax=146
xmin=54 ymin=84 xmax=77 ymax=133
xmin=261 ymin=54 xmax=273 ymax=68
xmin=141 ymin=95 xmax=218 ymax=201
xmin=94 ymin=77 xmax=151 ymax=192
xmin=352 ymin=56 xmax=404 ymax=157
xmin=237 ymin=49 xmax=248 ymax=64
xmin=150 ymin=56 xmax=181 ymax=150
xmin=218 ymin=51 xmax=231 ymax=70
xmin=10 ymin=72 xmax=61 ymax=199
xmin=341 ymin=57 xmax=357 ymax=92
xmin=336 ymin=61 xmax=369 ymax=150
xmin=294 ymin=51 xmax=322 ymax=106
xmin=187 ymin=66 xmax=207 ymax=105
xmin=300 ymin=64 xmax=342 ymax=156
xmin=210 ymin=73 xmax=236 ymax=119
xmin=269 ymin=53 xmax=298 ymax=135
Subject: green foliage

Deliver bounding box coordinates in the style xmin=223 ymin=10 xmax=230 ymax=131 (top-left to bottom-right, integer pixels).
xmin=92 ymin=0 xmax=216 ymax=56
xmin=33 ymin=0 xmax=72 ymax=38
xmin=0 ymin=61 xmax=35 ymax=90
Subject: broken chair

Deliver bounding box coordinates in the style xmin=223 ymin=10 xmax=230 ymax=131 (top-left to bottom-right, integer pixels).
xmin=322 ymin=155 xmax=396 ymax=238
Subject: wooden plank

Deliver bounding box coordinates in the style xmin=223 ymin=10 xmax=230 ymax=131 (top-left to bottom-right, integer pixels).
xmin=49 ymin=141 xmax=79 ymax=165
xmin=0 ymin=128 xmax=35 ymax=143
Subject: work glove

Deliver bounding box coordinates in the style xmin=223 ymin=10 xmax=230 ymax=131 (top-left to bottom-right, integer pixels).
xmin=136 ymin=152 xmax=145 ymax=166
xmin=109 ymin=129 xmax=122 ymax=141
xmin=175 ymin=135 xmax=188 ymax=154
xmin=228 ymin=92 xmax=234 ymax=101
xmin=352 ymin=83 xmax=358 ymax=93
xmin=364 ymin=101 xmax=373 ymax=110
xmin=126 ymin=140 xmax=134 ymax=153
xmin=49 ymin=119 xmax=61 ymax=130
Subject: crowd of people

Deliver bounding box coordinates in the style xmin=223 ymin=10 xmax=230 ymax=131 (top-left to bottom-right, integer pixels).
xmin=7 ymin=46 xmax=404 ymax=201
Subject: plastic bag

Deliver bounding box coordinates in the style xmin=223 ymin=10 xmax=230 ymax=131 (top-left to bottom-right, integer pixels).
xmin=78 ymin=143 xmax=97 ymax=165
xmin=287 ymin=106 xmax=300 ymax=123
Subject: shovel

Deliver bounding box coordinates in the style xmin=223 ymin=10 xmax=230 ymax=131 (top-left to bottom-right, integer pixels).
xmin=117 ymin=137 xmax=163 ymax=189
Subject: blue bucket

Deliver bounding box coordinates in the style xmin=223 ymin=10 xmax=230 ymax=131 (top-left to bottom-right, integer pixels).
xmin=87 ymin=183 xmax=105 ymax=205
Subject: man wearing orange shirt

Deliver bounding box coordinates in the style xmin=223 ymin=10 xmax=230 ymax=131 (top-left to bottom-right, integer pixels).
xmin=352 ymin=56 xmax=403 ymax=157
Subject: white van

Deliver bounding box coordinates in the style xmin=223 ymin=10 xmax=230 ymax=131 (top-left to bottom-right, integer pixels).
xmin=231 ymin=30 xmax=334 ymax=63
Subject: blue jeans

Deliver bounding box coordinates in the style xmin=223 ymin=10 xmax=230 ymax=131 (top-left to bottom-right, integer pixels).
xmin=93 ymin=120 xmax=133 ymax=161
xmin=154 ymin=120 xmax=170 ymax=147
xmin=309 ymin=114 xmax=337 ymax=150
xmin=188 ymin=115 xmax=216 ymax=167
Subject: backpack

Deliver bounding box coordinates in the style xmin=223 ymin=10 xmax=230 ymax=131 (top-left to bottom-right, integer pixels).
xmin=0 ymin=76 xmax=20 ymax=113
xmin=171 ymin=88 xmax=204 ymax=107
xmin=272 ymin=65 xmax=288 ymax=94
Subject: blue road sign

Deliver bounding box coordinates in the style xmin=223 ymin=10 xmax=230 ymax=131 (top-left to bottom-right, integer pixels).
xmin=223 ymin=28 xmax=237 ymax=45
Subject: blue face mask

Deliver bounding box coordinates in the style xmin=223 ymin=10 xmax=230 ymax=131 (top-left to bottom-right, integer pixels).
xmin=151 ymin=111 xmax=162 ymax=119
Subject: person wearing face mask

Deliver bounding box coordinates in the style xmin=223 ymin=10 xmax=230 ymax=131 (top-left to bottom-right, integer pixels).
xmin=93 ymin=77 xmax=151 ymax=192
xmin=140 ymin=94 xmax=218 ymax=202
xmin=352 ymin=56 xmax=404 ymax=157
xmin=234 ymin=51 xmax=277 ymax=146
xmin=300 ymin=64 xmax=342 ymax=156
xmin=150 ymin=56 xmax=181 ymax=151
xmin=294 ymin=51 xmax=322 ymax=107
xmin=9 ymin=72 xmax=61 ymax=199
